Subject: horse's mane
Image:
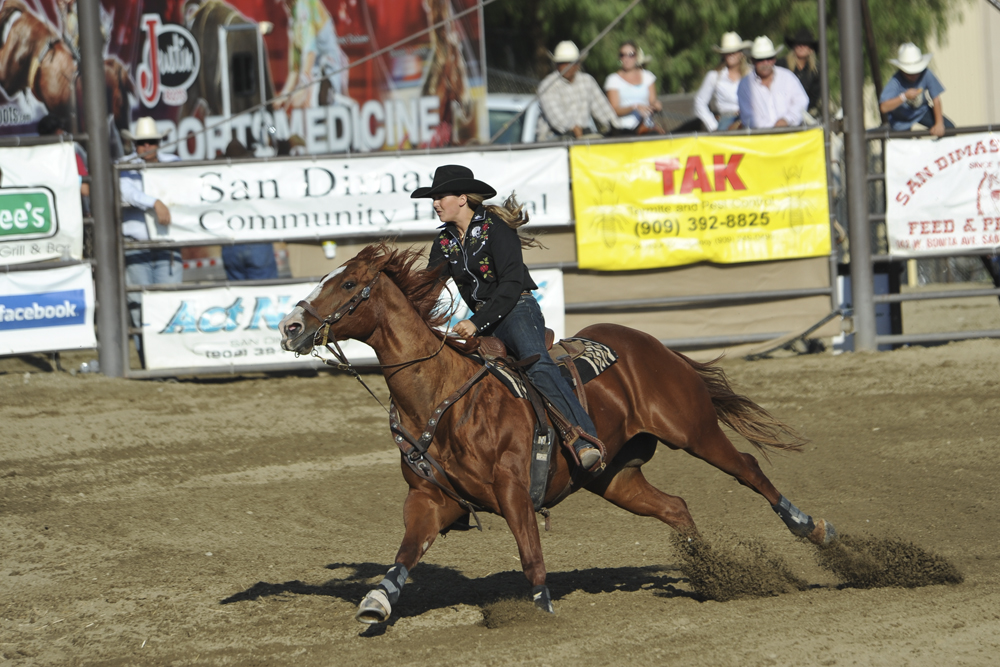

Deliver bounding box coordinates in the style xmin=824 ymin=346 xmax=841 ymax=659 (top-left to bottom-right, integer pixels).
xmin=354 ymin=241 xmax=449 ymax=329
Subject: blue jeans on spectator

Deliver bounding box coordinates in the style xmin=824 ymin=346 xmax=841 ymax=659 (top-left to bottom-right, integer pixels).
xmin=492 ymin=294 xmax=598 ymax=440
xmin=898 ymin=107 xmax=955 ymax=131
xmin=125 ymin=248 xmax=183 ymax=365
xmin=717 ymin=114 xmax=739 ymax=131
xmin=222 ymin=243 xmax=278 ymax=280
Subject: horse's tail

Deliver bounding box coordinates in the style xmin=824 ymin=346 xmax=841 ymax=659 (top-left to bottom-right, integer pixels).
xmin=678 ymin=352 xmax=807 ymax=459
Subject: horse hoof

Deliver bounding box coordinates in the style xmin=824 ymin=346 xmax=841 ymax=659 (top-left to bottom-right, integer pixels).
xmin=355 ymin=589 xmax=391 ymax=624
xmin=807 ymin=519 xmax=837 ymax=546
xmin=531 ymin=585 xmax=554 ymax=614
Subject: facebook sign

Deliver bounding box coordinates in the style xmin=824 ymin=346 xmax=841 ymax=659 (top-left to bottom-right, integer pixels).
xmin=0 ymin=289 xmax=87 ymax=330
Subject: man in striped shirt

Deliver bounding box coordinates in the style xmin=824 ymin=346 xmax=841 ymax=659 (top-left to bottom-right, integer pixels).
xmin=536 ymin=41 xmax=621 ymax=141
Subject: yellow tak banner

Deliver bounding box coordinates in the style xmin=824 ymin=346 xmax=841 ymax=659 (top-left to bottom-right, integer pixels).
xmin=570 ymin=128 xmax=831 ymax=270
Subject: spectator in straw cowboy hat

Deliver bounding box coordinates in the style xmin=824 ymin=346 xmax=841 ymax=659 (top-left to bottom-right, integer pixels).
xmin=536 ymin=40 xmax=621 ymax=141
xmin=118 ymin=116 xmax=182 ymax=365
xmin=695 ymin=31 xmax=751 ymax=131
xmin=878 ymin=43 xmax=954 ymax=138
xmin=784 ymin=27 xmax=821 ymax=116
xmin=737 ymin=36 xmax=809 ymax=129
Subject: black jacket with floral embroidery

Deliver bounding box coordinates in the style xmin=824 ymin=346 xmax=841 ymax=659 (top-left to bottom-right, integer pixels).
xmin=427 ymin=206 xmax=537 ymax=333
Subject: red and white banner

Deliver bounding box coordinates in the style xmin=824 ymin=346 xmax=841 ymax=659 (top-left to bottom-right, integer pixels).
xmin=886 ymin=132 xmax=1000 ymax=255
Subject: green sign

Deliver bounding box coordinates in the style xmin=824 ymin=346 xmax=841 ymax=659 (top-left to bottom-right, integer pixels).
xmin=0 ymin=188 xmax=58 ymax=240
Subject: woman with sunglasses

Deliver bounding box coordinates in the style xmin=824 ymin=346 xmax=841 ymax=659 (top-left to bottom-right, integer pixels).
xmin=604 ymin=40 xmax=662 ymax=134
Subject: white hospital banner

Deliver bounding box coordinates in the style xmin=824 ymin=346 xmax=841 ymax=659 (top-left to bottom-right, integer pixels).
xmin=141 ymin=283 xmax=378 ymax=370
xmin=886 ymin=132 xmax=1000 ymax=255
xmin=0 ymin=144 xmax=84 ymax=265
xmin=0 ymin=264 xmax=96 ymax=354
xmin=141 ymin=148 xmax=571 ymax=243
xmin=435 ymin=270 xmax=565 ymax=340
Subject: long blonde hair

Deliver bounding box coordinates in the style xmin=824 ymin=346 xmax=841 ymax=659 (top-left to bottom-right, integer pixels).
xmin=716 ymin=53 xmax=750 ymax=76
xmin=465 ymin=192 xmax=543 ymax=248
xmin=786 ymin=51 xmax=817 ymax=74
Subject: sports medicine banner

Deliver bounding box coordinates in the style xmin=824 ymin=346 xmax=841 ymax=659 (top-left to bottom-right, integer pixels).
xmin=0 ymin=264 xmax=96 ymax=354
xmin=0 ymin=145 xmax=84 ymax=265
xmin=570 ymin=129 xmax=831 ymax=270
xmin=886 ymin=132 xmax=1000 ymax=255
xmin=141 ymin=270 xmax=565 ymax=371
xmin=140 ymin=148 xmax=571 ymax=243
xmin=1 ymin=0 xmax=486 ymax=156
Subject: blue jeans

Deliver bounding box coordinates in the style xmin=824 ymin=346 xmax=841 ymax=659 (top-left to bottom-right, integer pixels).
xmin=892 ymin=107 xmax=955 ymax=131
xmin=125 ymin=248 xmax=183 ymax=363
xmin=222 ymin=243 xmax=278 ymax=280
xmin=717 ymin=114 xmax=739 ymax=131
xmin=491 ymin=294 xmax=597 ymax=440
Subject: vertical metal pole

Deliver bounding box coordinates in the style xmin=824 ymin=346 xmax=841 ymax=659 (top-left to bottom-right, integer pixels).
xmin=860 ymin=0 xmax=887 ymax=125
xmin=818 ymin=0 xmax=838 ymax=312
xmin=79 ymin=0 xmax=125 ymax=376
xmin=839 ymin=0 xmax=877 ymax=350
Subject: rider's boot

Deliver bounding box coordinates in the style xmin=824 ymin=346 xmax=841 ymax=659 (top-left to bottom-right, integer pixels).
xmin=569 ymin=427 xmax=605 ymax=472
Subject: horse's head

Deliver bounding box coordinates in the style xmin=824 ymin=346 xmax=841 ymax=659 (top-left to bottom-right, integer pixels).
xmin=279 ymin=254 xmax=385 ymax=355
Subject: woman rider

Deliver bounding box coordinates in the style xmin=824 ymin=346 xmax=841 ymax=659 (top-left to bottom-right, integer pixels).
xmin=415 ymin=165 xmax=604 ymax=472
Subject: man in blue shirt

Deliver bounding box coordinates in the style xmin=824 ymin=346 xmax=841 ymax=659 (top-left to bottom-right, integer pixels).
xmin=878 ymin=43 xmax=954 ymax=137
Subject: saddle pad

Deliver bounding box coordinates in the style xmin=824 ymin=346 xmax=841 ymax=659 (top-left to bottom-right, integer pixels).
xmin=481 ymin=337 xmax=618 ymax=400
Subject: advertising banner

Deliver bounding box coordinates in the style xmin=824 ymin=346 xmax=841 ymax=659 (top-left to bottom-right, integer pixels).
xmin=886 ymin=132 xmax=1000 ymax=255
xmin=0 ymin=144 xmax=84 ymax=265
xmin=570 ymin=128 xmax=831 ymax=271
xmin=140 ymin=147 xmax=571 ymax=242
xmin=0 ymin=264 xmax=96 ymax=354
xmin=0 ymin=1 xmax=486 ymax=158
xmin=141 ymin=269 xmax=565 ymax=371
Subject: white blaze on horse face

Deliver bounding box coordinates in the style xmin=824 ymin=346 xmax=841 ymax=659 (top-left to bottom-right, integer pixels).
xmin=305 ymin=265 xmax=347 ymax=304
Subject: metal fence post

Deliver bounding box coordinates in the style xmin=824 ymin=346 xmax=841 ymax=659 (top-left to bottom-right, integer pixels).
xmin=838 ymin=0 xmax=877 ymax=350
xmin=79 ymin=0 xmax=126 ymax=376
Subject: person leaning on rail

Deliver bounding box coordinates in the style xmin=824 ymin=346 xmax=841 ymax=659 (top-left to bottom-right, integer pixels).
xmin=737 ymin=36 xmax=809 ymax=130
xmin=419 ymin=164 xmax=605 ymax=472
xmin=536 ymin=40 xmax=622 ymax=141
xmin=604 ymin=41 xmax=664 ymax=135
xmin=118 ymin=117 xmax=181 ymax=366
xmin=878 ymin=43 xmax=954 ymax=138
xmin=694 ymin=32 xmax=751 ymax=132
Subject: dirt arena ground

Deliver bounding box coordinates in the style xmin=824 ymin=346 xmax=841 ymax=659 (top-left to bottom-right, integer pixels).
xmin=3 ymin=334 xmax=1000 ymax=665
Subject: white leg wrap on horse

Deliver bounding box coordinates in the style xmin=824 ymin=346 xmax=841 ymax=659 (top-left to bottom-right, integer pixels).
xmin=379 ymin=563 xmax=408 ymax=605
xmin=772 ymin=495 xmax=816 ymax=538
xmin=356 ymin=588 xmax=391 ymax=624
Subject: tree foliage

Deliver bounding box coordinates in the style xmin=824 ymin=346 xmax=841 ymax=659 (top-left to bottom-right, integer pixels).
xmin=484 ymin=0 xmax=970 ymax=102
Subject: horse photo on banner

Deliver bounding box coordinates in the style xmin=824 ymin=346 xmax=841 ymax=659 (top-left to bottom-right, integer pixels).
xmin=570 ymin=128 xmax=831 ymax=271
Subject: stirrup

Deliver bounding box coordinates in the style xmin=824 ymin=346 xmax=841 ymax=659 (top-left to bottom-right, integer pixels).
xmin=567 ymin=428 xmax=606 ymax=473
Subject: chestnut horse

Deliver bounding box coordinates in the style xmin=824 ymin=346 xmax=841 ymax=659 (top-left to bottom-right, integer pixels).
xmin=279 ymin=243 xmax=837 ymax=623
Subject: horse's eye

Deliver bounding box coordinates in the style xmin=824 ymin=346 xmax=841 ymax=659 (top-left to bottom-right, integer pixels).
xmin=342 ymin=281 xmax=356 ymax=290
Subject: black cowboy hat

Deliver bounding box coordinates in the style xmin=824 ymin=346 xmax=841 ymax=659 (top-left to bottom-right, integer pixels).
xmin=410 ymin=165 xmax=497 ymax=199
xmin=785 ymin=27 xmax=818 ymax=50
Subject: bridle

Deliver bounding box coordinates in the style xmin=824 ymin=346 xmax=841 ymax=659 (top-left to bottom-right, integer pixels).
xmin=293 ymin=269 xmax=450 ymax=407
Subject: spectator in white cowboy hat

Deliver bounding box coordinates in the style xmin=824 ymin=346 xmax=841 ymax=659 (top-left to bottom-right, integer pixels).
xmin=878 ymin=43 xmax=954 ymax=138
xmin=536 ymin=40 xmax=621 ymax=141
xmin=737 ymin=36 xmax=809 ymax=130
xmin=695 ymin=32 xmax=751 ymax=131
xmin=118 ymin=116 xmax=182 ymax=366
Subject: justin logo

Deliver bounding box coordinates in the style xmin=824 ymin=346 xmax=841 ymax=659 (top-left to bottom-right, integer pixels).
xmin=136 ymin=14 xmax=201 ymax=108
